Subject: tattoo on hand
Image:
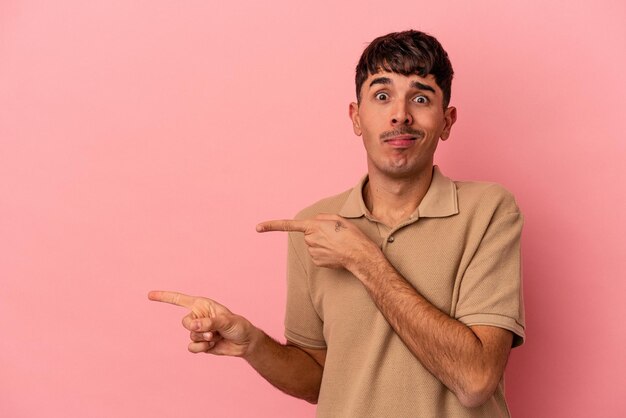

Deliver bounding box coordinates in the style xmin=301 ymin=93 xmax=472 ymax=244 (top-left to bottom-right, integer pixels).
xmin=335 ymin=221 xmax=347 ymax=232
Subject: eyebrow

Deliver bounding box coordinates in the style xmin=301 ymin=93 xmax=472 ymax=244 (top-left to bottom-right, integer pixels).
xmin=369 ymin=77 xmax=436 ymax=93
xmin=369 ymin=77 xmax=393 ymax=88
xmin=411 ymin=80 xmax=436 ymax=93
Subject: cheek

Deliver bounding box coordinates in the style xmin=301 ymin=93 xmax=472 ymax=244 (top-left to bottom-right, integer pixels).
xmin=416 ymin=114 xmax=445 ymax=134
xmin=360 ymin=117 xmax=385 ymax=139
xmin=361 ymin=129 xmax=381 ymax=149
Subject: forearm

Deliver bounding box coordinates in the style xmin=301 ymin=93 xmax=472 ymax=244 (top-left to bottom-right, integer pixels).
xmin=350 ymin=251 xmax=511 ymax=407
xmin=243 ymin=328 xmax=323 ymax=404
xmin=153 ymin=289 xmax=325 ymax=404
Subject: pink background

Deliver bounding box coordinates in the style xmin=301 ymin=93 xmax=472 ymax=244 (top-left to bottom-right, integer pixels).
xmin=1 ymin=1 xmax=625 ymax=417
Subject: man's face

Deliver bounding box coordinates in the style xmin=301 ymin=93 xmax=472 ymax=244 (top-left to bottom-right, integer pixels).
xmin=349 ymin=71 xmax=456 ymax=179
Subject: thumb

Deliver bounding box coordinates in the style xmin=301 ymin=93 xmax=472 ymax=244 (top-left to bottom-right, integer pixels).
xmin=184 ymin=313 xmax=233 ymax=333
xmin=205 ymin=313 xmax=245 ymax=342
xmin=314 ymin=213 xmax=343 ymax=221
xmin=207 ymin=313 xmax=234 ymax=332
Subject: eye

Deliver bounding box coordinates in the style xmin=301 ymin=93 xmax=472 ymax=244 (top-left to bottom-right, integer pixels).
xmin=413 ymin=95 xmax=429 ymax=104
xmin=375 ymin=92 xmax=389 ymax=101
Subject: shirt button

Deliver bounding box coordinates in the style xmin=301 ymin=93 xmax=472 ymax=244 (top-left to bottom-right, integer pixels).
xmin=387 ymin=236 xmax=395 ymax=243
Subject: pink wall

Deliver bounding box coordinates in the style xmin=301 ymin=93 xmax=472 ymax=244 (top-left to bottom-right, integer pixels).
xmin=1 ymin=1 xmax=625 ymax=417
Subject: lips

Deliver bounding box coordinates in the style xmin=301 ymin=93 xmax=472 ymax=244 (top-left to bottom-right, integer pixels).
xmin=384 ymin=134 xmax=417 ymax=148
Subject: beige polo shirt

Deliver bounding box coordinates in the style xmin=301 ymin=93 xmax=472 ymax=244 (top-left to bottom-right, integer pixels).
xmin=285 ymin=166 xmax=524 ymax=418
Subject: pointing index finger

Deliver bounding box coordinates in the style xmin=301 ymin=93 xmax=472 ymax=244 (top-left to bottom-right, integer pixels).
xmin=148 ymin=290 xmax=196 ymax=308
xmin=256 ymin=219 xmax=308 ymax=233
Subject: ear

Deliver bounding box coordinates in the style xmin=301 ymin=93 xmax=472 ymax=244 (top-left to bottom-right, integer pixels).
xmin=349 ymin=102 xmax=362 ymax=136
xmin=440 ymin=106 xmax=457 ymax=141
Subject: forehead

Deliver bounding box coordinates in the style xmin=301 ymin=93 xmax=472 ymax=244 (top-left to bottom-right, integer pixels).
xmin=362 ymin=71 xmax=441 ymax=94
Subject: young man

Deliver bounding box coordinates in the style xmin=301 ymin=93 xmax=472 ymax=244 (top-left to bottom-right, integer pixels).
xmin=149 ymin=30 xmax=525 ymax=417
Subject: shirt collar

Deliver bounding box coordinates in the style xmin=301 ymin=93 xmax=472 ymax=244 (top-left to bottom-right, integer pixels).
xmin=339 ymin=166 xmax=459 ymax=219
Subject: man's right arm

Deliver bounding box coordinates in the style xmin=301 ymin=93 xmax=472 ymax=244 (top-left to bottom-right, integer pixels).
xmin=243 ymin=331 xmax=326 ymax=404
xmin=148 ymin=290 xmax=325 ymax=404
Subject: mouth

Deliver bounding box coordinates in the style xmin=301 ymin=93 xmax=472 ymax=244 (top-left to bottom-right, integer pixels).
xmin=384 ymin=134 xmax=418 ymax=148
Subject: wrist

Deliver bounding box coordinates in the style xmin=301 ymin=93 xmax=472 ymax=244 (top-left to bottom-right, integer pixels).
xmin=347 ymin=241 xmax=385 ymax=279
xmin=242 ymin=324 xmax=266 ymax=360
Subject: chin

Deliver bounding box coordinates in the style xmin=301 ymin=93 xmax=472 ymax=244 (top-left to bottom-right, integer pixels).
xmin=368 ymin=156 xmax=429 ymax=179
xmin=380 ymin=165 xmax=420 ymax=179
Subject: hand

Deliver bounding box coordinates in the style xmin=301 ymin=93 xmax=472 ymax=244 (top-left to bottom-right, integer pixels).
xmin=148 ymin=290 xmax=257 ymax=357
xmin=256 ymin=213 xmax=380 ymax=270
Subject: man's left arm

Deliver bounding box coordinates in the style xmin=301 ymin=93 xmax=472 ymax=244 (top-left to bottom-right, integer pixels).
xmin=257 ymin=213 xmax=518 ymax=408
xmin=350 ymin=251 xmax=513 ymax=408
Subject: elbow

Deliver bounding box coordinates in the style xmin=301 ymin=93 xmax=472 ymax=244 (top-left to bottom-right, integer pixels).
xmin=457 ymin=390 xmax=492 ymax=409
xmin=302 ymin=391 xmax=319 ymax=405
xmin=456 ymin=374 xmax=500 ymax=408
xmin=286 ymin=382 xmax=319 ymax=404
xmin=285 ymin=385 xmax=319 ymax=405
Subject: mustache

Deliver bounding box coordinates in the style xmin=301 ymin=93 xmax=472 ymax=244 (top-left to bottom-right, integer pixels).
xmin=380 ymin=127 xmax=425 ymax=140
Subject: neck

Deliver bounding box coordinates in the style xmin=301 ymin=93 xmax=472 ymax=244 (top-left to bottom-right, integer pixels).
xmin=364 ymin=167 xmax=434 ymax=227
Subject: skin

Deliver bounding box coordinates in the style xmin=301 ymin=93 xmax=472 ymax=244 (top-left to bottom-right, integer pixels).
xmin=149 ymin=71 xmax=514 ymax=408
xmin=147 ymin=290 xmax=325 ymax=403
xmin=350 ymin=72 xmax=456 ymax=225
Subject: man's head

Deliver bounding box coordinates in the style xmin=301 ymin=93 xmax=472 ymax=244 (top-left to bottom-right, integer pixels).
xmin=349 ymin=30 xmax=457 ymax=180
xmin=355 ymin=30 xmax=453 ymax=108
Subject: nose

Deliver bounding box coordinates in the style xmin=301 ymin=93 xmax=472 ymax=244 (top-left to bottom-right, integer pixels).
xmin=391 ymin=101 xmax=413 ymax=126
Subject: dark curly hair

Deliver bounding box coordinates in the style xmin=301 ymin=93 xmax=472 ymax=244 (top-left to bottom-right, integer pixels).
xmin=355 ymin=30 xmax=454 ymax=107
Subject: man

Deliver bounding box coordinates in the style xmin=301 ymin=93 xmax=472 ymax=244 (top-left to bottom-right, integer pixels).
xmin=149 ymin=30 xmax=524 ymax=417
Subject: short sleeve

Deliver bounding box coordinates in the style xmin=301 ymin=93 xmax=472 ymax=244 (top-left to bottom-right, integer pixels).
xmin=455 ymin=192 xmax=525 ymax=347
xmin=284 ymin=233 xmax=326 ymax=349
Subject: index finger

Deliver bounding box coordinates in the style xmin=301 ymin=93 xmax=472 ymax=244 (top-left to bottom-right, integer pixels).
xmin=256 ymin=219 xmax=308 ymax=233
xmin=148 ymin=290 xmax=196 ymax=308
